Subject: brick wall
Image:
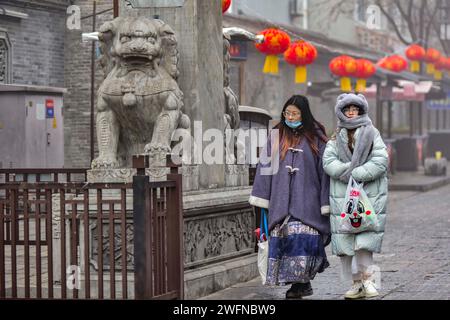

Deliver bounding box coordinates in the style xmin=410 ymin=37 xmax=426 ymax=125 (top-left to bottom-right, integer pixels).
xmin=63 ymin=0 xmax=113 ymax=168
xmin=0 ymin=1 xmax=68 ymax=86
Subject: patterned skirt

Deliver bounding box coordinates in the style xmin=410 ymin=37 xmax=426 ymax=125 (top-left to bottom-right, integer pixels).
xmin=265 ymin=216 xmax=329 ymax=286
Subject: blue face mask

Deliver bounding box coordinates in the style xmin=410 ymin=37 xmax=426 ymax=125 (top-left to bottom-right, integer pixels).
xmin=284 ymin=119 xmax=303 ymax=129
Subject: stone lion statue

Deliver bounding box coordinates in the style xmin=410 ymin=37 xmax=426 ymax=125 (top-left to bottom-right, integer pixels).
xmin=91 ymin=16 xmax=190 ymax=169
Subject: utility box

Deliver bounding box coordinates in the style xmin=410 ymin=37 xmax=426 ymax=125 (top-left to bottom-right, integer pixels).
xmin=0 ymin=84 xmax=66 ymax=168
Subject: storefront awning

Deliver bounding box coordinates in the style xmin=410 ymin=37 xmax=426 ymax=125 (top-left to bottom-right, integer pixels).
xmin=364 ymin=81 xmax=433 ymax=101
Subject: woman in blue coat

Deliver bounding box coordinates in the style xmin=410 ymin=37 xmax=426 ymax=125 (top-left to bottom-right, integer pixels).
xmin=323 ymin=93 xmax=388 ymax=299
xmin=249 ymin=95 xmax=331 ymax=299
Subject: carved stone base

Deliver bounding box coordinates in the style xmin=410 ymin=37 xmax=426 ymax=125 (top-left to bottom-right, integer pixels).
xmin=87 ymin=168 xmax=137 ymax=183
xmin=87 ymin=165 xmax=200 ymax=191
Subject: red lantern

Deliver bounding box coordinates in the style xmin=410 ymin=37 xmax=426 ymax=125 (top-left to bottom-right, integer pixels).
xmin=255 ymin=29 xmax=291 ymax=75
xmin=329 ymin=55 xmax=357 ymax=92
xmin=425 ymin=48 xmax=441 ymax=74
xmin=445 ymin=57 xmax=450 ymax=76
xmin=222 ymin=0 xmax=231 ymax=13
xmin=446 ymin=57 xmax=450 ymax=70
xmin=354 ymin=59 xmax=376 ymax=92
xmin=389 ymin=55 xmax=408 ymax=72
xmin=434 ymin=56 xmax=447 ymax=80
xmin=284 ymin=41 xmax=317 ymax=83
xmin=377 ymin=55 xmax=407 ymax=72
xmin=405 ymin=44 xmax=426 ymax=73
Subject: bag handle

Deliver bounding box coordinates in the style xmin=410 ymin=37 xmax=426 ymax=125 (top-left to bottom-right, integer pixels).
xmin=260 ymin=208 xmax=269 ymax=241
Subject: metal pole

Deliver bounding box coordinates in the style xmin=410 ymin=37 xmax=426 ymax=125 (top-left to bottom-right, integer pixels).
xmin=436 ymin=110 xmax=440 ymax=131
xmin=132 ymin=155 xmax=150 ymax=299
xmin=376 ymin=83 xmax=383 ymax=134
xmin=443 ymin=109 xmax=447 ymax=130
xmin=113 ymin=0 xmax=119 ymax=18
xmin=409 ymin=102 xmax=414 ymax=137
xmin=90 ymin=1 xmax=97 ymax=163
xmin=418 ymin=101 xmax=423 ymax=135
xmin=387 ymin=100 xmax=392 ymax=139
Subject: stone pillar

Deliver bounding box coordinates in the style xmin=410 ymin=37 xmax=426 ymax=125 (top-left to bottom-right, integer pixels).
xmin=120 ymin=0 xmax=225 ymax=189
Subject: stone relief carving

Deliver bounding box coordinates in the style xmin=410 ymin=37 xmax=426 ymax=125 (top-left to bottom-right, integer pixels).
xmin=0 ymin=39 xmax=9 ymax=84
xmin=89 ymin=219 xmax=134 ymax=271
xmin=91 ymin=17 xmax=190 ymax=169
xmin=184 ymin=209 xmax=254 ymax=265
xmin=223 ymin=34 xmax=240 ymax=131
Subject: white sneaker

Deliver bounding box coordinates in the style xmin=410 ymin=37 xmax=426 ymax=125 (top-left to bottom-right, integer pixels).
xmin=344 ymin=281 xmax=365 ymax=299
xmin=363 ymin=280 xmax=379 ymax=298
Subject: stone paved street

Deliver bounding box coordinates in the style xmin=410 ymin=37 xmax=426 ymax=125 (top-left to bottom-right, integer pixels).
xmin=201 ymin=184 xmax=450 ymax=300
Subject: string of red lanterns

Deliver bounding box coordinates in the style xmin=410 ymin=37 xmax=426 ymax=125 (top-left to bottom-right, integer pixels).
xmin=251 ymin=27 xmax=447 ymax=90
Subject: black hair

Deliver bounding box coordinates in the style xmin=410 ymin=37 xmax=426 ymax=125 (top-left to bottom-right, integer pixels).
xmin=274 ymin=95 xmax=328 ymax=159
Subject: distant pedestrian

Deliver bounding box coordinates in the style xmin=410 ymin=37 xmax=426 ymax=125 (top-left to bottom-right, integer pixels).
xmin=249 ymin=95 xmax=331 ymax=299
xmin=323 ymin=93 xmax=388 ymax=299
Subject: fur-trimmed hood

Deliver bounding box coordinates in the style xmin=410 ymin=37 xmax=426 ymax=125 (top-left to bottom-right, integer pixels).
xmin=335 ymin=93 xmax=369 ymax=115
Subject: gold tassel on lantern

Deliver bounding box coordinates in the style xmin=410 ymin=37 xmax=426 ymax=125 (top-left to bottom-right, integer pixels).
xmin=410 ymin=61 xmax=420 ymax=73
xmin=426 ymin=63 xmax=435 ymax=74
xmin=263 ymin=55 xmax=279 ymax=74
xmin=434 ymin=70 xmax=443 ymax=80
xmin=295 ymin=66 xmax=307 ymax=83
xmin=355 ymin=79 xmax=367 ymax=93
xmin=340 ymin=77 xmax=352 ymax=92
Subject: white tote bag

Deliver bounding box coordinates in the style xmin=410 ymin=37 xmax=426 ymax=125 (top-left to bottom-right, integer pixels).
xmin=338 ymin=177 xmax=378 ymax=233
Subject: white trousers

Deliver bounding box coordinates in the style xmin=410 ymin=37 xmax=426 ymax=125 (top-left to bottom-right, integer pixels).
xmin=340 ymin=249 xmax=373 ymax=281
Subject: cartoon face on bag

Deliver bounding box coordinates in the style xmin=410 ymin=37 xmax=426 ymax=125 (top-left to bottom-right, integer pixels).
xmin=341 ymin=197 xmax=372 ymax=228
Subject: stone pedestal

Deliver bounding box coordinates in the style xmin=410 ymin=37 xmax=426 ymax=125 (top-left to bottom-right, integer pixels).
xmin=424 ymin=157 xmax=447 ymax=176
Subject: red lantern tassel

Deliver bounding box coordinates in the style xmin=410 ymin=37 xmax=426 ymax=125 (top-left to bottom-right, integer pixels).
xmin=434 ymin=70 xmax=443 ymax=80
xmin=263 ymin=55 xmax=279 ymax=74
xmin=410 ymin=61 xmax=420 ymax=73
xmin=340 ymin=77 xmax=352 ymax=92
xmin=355 ymin=79 xmax=366 ymax=93
xmin=426 ymin=63 xmax=435 ymax=74
xmin=295 ymin=66 xmax=307 ymax=83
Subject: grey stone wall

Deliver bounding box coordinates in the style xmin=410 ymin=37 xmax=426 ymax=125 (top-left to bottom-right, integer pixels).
xmin=0 ymin=1 xmax=67 ymax=86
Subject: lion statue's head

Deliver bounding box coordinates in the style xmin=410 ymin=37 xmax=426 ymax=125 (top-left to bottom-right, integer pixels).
xmin=98 ymin=16 xmax=179 ymax=78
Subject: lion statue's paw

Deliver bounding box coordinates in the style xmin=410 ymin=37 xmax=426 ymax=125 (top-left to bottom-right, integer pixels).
xmin=144 ymin=142 xmax=171 ymax=154
xmin=91 ymin=154 xmax=120 ymax=169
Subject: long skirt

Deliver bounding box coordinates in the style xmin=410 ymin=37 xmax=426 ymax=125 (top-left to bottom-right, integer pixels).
xmin=265 ymin=216 xmax=329 ymax=286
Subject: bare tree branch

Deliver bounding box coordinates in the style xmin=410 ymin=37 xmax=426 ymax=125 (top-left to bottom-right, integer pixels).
xmin=419 ymin=0 xmax=426 ymax=42
xmin=424 ymin=0 xmax=448 ymax=55
xmin=394 ymin=0 xmax=417 ymax=40
xmin=375 ymin=0 xmax=413 ymax=45
xmin=423 ymin=0 xmax=439 ymax=48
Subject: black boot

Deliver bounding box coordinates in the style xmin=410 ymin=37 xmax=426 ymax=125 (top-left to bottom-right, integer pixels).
xmin=285 ymin=282 xmax=313 ymax=299
xmin=299 ymin=282 xmax=313 ymax=297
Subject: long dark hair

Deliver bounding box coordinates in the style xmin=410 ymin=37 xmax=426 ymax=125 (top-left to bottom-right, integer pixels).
xmin=274 ymin=95 xmax=328 ymax=160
